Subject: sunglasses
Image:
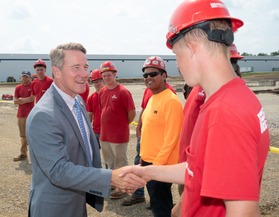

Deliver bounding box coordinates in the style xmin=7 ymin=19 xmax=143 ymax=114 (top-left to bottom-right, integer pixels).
xmin=142 ymin=71 xmax=161 ymax=78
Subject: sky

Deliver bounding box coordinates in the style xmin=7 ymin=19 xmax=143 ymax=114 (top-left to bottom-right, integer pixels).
xmin=0 ymin=0 xmax=278 ymax=56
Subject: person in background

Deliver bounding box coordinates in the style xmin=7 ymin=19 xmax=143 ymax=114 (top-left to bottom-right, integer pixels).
xmin=182 ymin=84 xmax=193 ymax=100
xmin=122 ymin=56 xmax=176 ymax=208
xmin=172 ymin=86 xmax=204 ymax=217
xmin=26 ymin=42 xmax=145 ymax=217
xmin=121 ymin=0 xmax=270 ymax=216
xmin=230 ymin=43 xmax=244 ymax=77
xmin=138 ymin=56 xmax=183 ymax=217
xmin=79 ymin=80 xmax=90 ymax=103
xmin=31 ymin=59 xmax=53 ymax=103
xmin=98 ymin=61 xmax=136 ymax=199
xmin=86 ymin=69 xmax=104 ymax=146
xmin=13 ymin=70 xmax=34 ymax=161
xmin=172 ymin=43 xmax=244 ymax=217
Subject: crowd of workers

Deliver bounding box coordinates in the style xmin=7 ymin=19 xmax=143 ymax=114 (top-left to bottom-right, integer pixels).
xmin=12 ymin=1 xmax=270 ymax=217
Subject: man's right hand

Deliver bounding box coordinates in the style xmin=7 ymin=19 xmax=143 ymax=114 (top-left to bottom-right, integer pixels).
xmin=111 ymin=166 xmax=146 ymax=194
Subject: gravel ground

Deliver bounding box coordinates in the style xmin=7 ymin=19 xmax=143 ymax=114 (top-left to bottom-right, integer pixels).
xmin=0 ymin=79 xmax=278 ymax=217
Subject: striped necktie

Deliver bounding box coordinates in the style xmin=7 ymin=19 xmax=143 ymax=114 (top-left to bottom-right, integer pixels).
xmin=74 ymin=98 xmax=92 ymax=166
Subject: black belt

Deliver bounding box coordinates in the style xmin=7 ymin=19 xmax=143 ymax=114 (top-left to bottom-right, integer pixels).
xmin=141 ymin=159 xmax=152 ymax=167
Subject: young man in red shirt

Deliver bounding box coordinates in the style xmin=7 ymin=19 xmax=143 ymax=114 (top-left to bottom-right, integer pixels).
xmin=86 ymin=69 xmax=104 ymax=146
xmin=31 ymin=59 xmax=53 ymax=102
xmin=172 ymin=43 xmax=244 ymax=216
xmin=121 ymin=1 xmax=270 ymax=216
xmin=13 ymin=70 xmax=34 ymax=161
xmin=98 ymin=61 xmax=136 ymax=199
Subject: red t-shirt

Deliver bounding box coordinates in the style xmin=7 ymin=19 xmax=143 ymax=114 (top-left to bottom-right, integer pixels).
xmin=79 ymin=82 xmax=89 ymax=103
xmin=179 ymin=86 xmax=205 ymax=162
xmin=99 ymin=84 xmax=135 ymax=143
xmin=86 ymin=92 xmax=101 ymax=134
xmin=31 ymin=76 xmax=53 ymax=102
xmin=182 ymin=78 xmax=270 ymax=217
xmin=141 ymin=82 xmax=176 ymax=109
xmin=14 ymin=83 xmax=34 ymax=118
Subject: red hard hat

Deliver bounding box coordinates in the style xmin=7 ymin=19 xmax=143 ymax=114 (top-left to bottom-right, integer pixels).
xmin=230 ymin=43 xmax=243 ymax=59
xmin=100 ymin=61 xmax=117 ymax=73
xmin=166 ymin=0 xmax=244 ymax=49
xmin=34 ymin=59 xmax=47 ymax=68
xmin=142 ymin=56 xmax=166 ymax=72
xmin=90 ymin=69 xmax=102 ymax=81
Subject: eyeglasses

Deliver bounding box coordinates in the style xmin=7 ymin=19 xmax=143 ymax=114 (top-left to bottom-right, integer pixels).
xmin=142 ymin=71 xmax=161 ymax=78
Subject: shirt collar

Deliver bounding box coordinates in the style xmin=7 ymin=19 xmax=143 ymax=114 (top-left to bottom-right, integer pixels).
xmin=52 ymin=82 xmax=75 ymax=111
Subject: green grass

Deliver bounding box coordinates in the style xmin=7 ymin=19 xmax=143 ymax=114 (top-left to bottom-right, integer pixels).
xmin=241 ymin=71 xmax=279 ymax=78
xmin=0 ymin=82 xmax=20 ymax=85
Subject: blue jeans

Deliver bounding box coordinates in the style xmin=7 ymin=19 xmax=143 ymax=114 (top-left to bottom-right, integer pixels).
xmin=132 ymin=137 xmax=144 ymax=197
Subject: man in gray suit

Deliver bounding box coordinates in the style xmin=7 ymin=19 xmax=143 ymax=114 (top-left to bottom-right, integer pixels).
xmin=26 ymin=42 xmax=145 ymax=217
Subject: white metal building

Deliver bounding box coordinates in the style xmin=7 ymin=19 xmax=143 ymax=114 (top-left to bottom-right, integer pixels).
xmin=0 ymin=54 xmax=278 ymax=82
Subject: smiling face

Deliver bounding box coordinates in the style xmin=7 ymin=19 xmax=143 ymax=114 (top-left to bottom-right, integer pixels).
xmin=53 ymin=50 xmax=89 ymax=97
xmin=21 ymin=75 xmax=31 ymax=85
xmin=92 ymin=79 xmax=104 ymax=92
xmin=101 ymin=71 xmax=117 ymax=87
xmin=35 ymin=66 xmax=47 ymax=80
xmin=143 ymin=67 xmax=166 ymax=94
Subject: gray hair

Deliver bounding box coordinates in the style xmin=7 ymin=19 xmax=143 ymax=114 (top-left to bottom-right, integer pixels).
xmin=49 ymin=42 xmax=87 ymax=70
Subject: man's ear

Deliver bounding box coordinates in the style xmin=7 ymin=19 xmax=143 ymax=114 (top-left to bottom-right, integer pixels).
xmin=52 ymin=66 xmax=60 ymax=78
xmin=187 ymin=40 xmax=198 ymax=59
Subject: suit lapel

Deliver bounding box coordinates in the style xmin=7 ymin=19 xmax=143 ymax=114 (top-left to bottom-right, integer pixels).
xmin=51 ymin=87 xmax=92 ymax=166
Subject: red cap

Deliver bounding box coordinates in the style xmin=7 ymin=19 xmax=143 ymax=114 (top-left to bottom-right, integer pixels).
xmin=34 ymin=59 xmax=47 ymax=68
xmin=100 ymin=61 xmax=117 ymax=73
xmin=90 ymin=69 xmax=102 ymax=81
xmin=230 ymin=43 xmax=244 ymax=59
xmin=166 ymin=0 xmax=244 ymax=49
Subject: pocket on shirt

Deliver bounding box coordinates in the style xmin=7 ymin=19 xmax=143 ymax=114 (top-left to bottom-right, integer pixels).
xmin=184 ymin=146 xmax=196 ymax=192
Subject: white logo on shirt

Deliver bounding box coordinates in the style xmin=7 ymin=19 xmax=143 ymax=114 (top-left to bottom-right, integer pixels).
xmin=185 ymin=162 xmax=194 ymax=177
xmin=112 ymin=95 xmax=117 ymax=99
xmin=257 ymin=107 xmax=268 ymax=133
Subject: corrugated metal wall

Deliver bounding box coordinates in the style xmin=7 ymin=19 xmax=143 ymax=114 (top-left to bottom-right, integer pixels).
xmin=0 ymin=54 xmax=278 ymax=82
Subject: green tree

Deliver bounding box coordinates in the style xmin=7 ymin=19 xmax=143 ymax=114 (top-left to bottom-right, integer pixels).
xmin=270 ymin=51 xmax=279 ymax=56
xmin=257 ymin=53 xmax=268 ymax=56
xmin=241 ymin=52 xmax=254 ymax=56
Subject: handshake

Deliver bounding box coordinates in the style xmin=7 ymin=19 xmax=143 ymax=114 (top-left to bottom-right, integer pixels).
xmin=110 ymin=162 xmax=185 ymax=193
xmin=111 ymin=165 xmax=150 ymax=194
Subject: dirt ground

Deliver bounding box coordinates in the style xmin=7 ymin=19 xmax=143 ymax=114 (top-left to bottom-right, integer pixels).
xmin=0 ymin=77 xmax=279 ymax=216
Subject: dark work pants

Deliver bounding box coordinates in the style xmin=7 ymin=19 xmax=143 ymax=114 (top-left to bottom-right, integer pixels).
xmin=132 ymin=137 xmax=145 ymax=197
xmin=142 ymin=160 xmax=173 ymax=217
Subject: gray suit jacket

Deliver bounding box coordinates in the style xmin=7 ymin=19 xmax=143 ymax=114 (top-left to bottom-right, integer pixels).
xmin=26 ymin=84 xmax=112 ymax=217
